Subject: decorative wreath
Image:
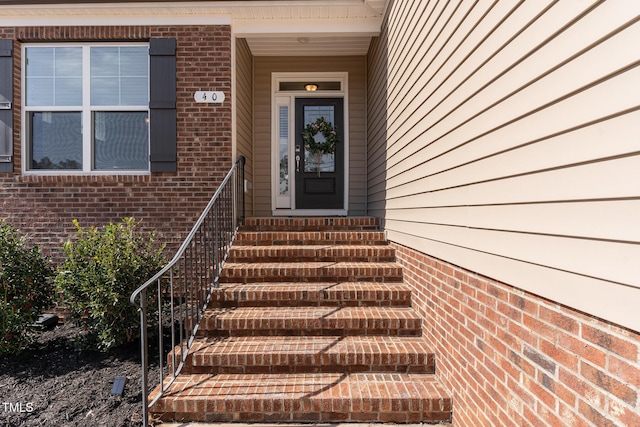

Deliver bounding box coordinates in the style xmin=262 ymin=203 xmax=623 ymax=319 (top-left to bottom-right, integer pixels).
xmin=301 ymin=117 xmax=340 ymax=155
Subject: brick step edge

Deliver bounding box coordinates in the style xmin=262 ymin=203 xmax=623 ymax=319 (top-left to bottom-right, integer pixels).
xmin=150 ymin=372 xmax=452 ymax=424
xmin=211 ymin=282 xmax=412 ymax=307
xmin=173 ymin=336 xmax=435 ymax=374
xmin=198 ymin=307 xmax=422 ymax=337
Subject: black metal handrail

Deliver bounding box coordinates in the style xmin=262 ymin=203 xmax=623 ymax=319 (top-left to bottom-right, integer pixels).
xmin=130 ymin=156 xmax=245 ymax=426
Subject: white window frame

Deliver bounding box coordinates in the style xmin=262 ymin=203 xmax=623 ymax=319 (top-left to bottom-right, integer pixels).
xmin=271 ymin=72 xmax=349 ymax=216
xmin=21 ymin=42 xmax=150 ymax=175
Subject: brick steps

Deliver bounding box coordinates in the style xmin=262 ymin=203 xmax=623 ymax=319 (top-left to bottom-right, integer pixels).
xmin=220 ymin=262 xmax=404 ymax=283
xmin=180 ymin=336 xmax=435 ymax=374
xmin=211 ymin=282 xmax=412 ymax=307
xmin=150 ymin=217 xmax=452 ymax=424
xmin=151 ymin=373 xmax=452 ymax=423
xmin=198 ymin=307 xmax=422 ymax=337
xmin=228 ymin=245 xmax=397 ymax=263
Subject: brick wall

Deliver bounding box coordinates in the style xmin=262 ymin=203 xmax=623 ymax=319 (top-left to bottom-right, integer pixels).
xmin=392 ymin=242 xmax=640 ymax=427
xmin=0 ymin=25 xmax=233 ymax=261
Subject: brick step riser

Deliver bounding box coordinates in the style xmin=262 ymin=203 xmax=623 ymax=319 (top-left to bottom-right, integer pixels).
xmin=212 ymin=299 xmax=411 ymax=308
xmin=182 ymin=363 xmax=433 ymax=375
xmin=228 ymin=255 xmax=396 ymax=263
xmin=235 ymin=239 xmax=389 ymax=246
xmin=197 ymin=317 xmax=422 ymax=336
xmin=220 ymin=267 xmax=404 ymax=284
xmin=241 ymin=226 xmax=382 ymax=232
xmin=210 ymin=283 xmax=412 ymax=307
xmin=156 ymin=398 xmax=450 ymax=423
xmin=220 ymin=275 xmax=404 ymax=284
xmin=227 ymin=245 xmax=396 ymax=262
xmin=159 ymin=411 xmax=451 ymax=424
xmin=200 ymin=330 xmax=422 ymax=338
xmin=241 ymin=217 xmax=381 ymax=232
xmin=234 ymin=232 xmax=387 ymax=247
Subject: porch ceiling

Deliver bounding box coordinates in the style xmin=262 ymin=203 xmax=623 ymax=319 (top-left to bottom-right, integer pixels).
xmin=0 ymin=2 xmax=387 ymax=53
xmin=0 ymin=0 xmax=387 ymax=56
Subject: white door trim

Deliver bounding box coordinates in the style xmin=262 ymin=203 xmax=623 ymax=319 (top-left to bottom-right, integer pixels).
xmin=271 ymin=72 xmax=349 ymax=216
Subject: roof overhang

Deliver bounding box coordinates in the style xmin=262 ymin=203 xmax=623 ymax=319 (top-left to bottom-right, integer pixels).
xmin=0 ymin=0 xmax=388 ymax=56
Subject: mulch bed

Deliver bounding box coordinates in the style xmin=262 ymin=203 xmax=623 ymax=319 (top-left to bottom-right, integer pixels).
xmin=0 ymin=322 xmax=160 ymax=427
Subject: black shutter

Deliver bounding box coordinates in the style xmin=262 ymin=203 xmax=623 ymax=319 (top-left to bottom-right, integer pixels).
xmin=0 ymin=39 xmax=13 ymax=173
xmin=149 ymin=38 xmax=177 ymax=172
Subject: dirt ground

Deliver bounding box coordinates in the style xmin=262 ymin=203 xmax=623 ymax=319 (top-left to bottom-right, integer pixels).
xmin=0 ymin=322 xmax=159 ymax=427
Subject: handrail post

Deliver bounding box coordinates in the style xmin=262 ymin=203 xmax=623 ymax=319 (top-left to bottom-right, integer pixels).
xmin=241 ymin=156 xmax=246 ymax=222
xmin=139 ymin=289 xmax=149 ymax=426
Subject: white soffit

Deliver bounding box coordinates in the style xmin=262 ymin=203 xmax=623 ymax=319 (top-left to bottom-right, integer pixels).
xmin=0 ymin=1 xmax=386 ymax=56
xmin=244 ymin=35 xmax=373 ymax=56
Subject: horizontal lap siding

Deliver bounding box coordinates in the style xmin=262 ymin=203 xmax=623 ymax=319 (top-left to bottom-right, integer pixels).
xmin=368 ymin=0 xmax=640 ymax=331
xmin=235 ymin=38 xmax=253 ymax=216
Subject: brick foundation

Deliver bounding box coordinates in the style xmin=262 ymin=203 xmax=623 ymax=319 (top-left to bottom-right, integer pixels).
xmin=392 ymin=242 xmax=640 ymax=427
xmin=0 ymin=25 xmax=233 ymax=261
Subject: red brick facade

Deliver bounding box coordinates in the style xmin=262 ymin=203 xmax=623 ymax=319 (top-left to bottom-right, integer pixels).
xmin=393 ymin=242 xmax=640 ymax=426
xmin=0 ymin=25 xmax=233 ymax=260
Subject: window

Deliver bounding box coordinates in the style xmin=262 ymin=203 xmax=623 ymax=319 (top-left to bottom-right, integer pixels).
xmin=24 ymin=44 xmax=149 ymax=172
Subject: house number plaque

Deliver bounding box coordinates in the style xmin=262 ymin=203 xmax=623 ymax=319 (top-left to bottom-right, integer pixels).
xmin=194 ymin=91 xmax=225 ymax=104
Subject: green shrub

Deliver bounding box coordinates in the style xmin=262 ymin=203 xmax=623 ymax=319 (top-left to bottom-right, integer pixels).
xmin=0 ymin=221 xmax=54 ymax=355
xmin=56 ymin=218 xmax=165 ymax=351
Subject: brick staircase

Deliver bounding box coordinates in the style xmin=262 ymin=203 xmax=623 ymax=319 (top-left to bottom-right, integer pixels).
xmin=150 ymin=217 xmax=452 ymax=424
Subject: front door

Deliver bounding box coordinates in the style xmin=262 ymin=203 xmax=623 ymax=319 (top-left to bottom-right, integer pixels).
xmin=294 ymin=98 xmax=344 ymax=209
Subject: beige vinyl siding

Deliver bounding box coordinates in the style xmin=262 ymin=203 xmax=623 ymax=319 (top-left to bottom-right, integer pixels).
xmin=368 ymin=0 xmax=640 ymax=331
xmin=235 ymin=38 xmax=253 ymax=216
xmin=253 ymin=56 xmax=367 ymax=216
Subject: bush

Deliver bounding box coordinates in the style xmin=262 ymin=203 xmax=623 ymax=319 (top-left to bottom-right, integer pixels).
xmin=0 ymin=221 xmax=54 ymax=355
xmin=56 ymin=218 xmax=165 ymax=351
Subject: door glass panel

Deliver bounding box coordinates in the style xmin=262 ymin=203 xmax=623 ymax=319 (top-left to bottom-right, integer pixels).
xmin=303 ymin=105 xmax=335 ymax=173
xmin=278 ymin=105 xmax=289 ymax=195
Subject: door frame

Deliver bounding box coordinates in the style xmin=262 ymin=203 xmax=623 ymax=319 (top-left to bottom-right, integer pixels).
xmin=271 ymin=72 xmax=349 ymax=216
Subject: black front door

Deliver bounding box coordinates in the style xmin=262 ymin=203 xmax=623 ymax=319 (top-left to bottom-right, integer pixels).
xmin=294 ymin=98 xmax=344 ymax=209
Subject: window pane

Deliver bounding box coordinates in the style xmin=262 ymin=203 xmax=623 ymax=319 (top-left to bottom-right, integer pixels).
xmin=121 ymin=77 xmax=148 ymax=105
xmin=30 ymin=112 xmax=82 ymax=170
xmin=55 ymin=77 xmax=82 ymax=106
xmin=91 ymin=46 xmax=148 ymax=106
xmin=279 ymin=105 xmax=289 ymax=196
xmin=55 ymin=48 xmax=83 ymax=78
xmin=26 ymin=47 xmax=53 ymax=77
xmin=90 ymin=46 xmax=119 ymax=77
xmin=94 ymin=112 xmax=149 ymax=171
xmin=26 ymin=47 xmax=82 ymax=106
xmin=26 ymin=77 xmax=54 ymax=106
xmin=120 ymin=47 xmax=149 ymax=76
xmin=91 ymin=77 xmax=120 ymax=105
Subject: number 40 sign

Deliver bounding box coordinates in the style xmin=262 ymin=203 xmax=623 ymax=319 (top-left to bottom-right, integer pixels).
xmin=194 ymin=91 xmax=225 ymax=104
